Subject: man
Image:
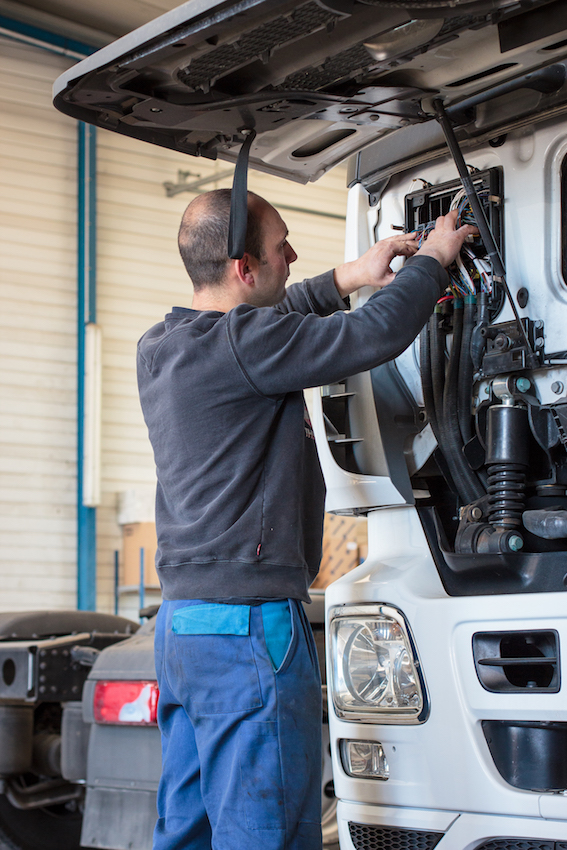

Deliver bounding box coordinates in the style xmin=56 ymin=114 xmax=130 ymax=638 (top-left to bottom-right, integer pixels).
xmin=137 ymin=189 xmax=473 ymax=850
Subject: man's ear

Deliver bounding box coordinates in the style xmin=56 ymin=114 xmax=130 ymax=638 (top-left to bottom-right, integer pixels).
xmin=235 ymin=253 xmax=256 ymax=288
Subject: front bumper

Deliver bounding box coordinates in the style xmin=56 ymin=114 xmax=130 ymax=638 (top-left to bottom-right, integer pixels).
xmin=337 ymin=800 xmax=567 ymax=849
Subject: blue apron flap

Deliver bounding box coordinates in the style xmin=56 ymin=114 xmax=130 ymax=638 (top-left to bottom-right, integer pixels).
xmin=172 ymin=603 xmax=251 ymax=635
xmin=261 ymin=600 xmax=291 ymax=670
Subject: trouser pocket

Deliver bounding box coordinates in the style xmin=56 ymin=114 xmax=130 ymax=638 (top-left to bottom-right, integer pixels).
xmin=170 ymin=603 xmax=262 ymax=716
xmin=239 ymin=720 xmax=285 ymax=830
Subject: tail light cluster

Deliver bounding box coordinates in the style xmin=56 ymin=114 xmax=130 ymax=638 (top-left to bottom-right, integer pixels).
xmin=93 ymin=681 xmax=159 ymax=725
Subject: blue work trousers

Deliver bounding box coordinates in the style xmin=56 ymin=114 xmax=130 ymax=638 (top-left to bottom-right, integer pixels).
xmin=153 ymin=598 xmax=322 ymax=850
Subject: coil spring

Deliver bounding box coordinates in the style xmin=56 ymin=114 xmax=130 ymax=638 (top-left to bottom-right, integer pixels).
xmin=487 ymin=463 xmax=526 ymax=529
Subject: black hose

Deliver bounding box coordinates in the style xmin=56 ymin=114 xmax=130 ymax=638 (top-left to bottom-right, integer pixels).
xmin=442 ymin=301 xmax=474 ymax=502
xmin=437 ymin=301 xmax=485 ymax=504
xmin=458 ymin=295 xmax=476 ymax=445
xmin=419 ymin=321 xmax=441 ymax=443
xmin=428 ymin=307 xmax=461 ymax=497
xmin=444 ymin=300 xmax=464 ymax=434
xmin=471 ymin=291 xmax=489 ymax=372
xmin=429 ymin=308 xmax=446 ymax=446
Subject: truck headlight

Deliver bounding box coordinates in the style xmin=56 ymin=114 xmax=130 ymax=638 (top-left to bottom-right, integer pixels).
xmin=329 ymin=605 xmax=427 ymax=723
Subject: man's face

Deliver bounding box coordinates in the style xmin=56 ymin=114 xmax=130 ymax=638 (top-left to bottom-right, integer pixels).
xmin=248 ymin=202 xmax=298 ymax=307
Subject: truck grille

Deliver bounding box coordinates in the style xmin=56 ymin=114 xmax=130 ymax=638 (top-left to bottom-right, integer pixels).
xmin=348 ymin=823 xmax=443 ymax=850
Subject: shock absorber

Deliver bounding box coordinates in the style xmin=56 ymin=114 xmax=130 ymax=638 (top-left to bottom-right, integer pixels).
xmin=455 ymin=377 xmax=532 ymax=555
xmin=484 ymin=397 xmax=530 ymax=551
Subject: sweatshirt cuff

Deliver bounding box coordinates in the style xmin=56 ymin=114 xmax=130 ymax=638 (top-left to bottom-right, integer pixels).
xmin=306 ymin=270 xmax=350 ymax=315
xmin=403 ymin=254 xmax=449 ymax=295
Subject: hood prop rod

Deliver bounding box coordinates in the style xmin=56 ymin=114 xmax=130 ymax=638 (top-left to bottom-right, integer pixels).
xmin=228 ymin=128 xmax=257 ymax=260
xmin=432 ymin=98 xmax=536 ymax=366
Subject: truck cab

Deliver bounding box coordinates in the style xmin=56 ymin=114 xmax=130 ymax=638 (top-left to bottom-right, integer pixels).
xmin=322 ymin=116 xmax=567 ymax=846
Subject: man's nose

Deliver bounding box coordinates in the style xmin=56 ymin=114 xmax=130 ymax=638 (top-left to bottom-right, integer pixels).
xmin=286 ymin=243 xmax=298 ymax=264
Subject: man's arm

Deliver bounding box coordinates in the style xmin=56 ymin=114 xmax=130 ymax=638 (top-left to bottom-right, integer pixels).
xmin=275 ymin=210 xmax=474 ymax=316
xmin=333 ymin=231 xmax=419 ymax=297
xmin=274 ymin=270 xmax=349 ymax=318
xmin=228 ymin=212 xmax=477 ymax=395
xmin=274 ymin=232 xmax=420 ymax=317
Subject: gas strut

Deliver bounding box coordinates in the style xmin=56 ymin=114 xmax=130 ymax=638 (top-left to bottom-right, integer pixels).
xmin=431 ymin=98 xmax=537 ymax=369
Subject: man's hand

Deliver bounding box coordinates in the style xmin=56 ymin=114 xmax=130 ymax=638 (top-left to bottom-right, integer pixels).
xmin=333 ymin=232 xmax=419 ymax=298
xmin=416 ymin=210 xmax=477 ymax=267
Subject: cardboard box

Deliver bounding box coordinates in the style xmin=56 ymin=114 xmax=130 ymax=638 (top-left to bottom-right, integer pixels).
xmin=120 ymin=514 xmax=368 ymax=591
xmin=311 ymin=514 xmax=366 ymax=590
xmin=121 ymin=522 xmax=160 ymax=588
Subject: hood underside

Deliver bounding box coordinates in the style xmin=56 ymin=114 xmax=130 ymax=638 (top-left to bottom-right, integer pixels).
xmin=53 ymin=0 xmax=567 ymax=183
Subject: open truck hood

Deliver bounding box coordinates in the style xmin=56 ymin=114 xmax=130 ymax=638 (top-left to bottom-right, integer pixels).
xmin=53 ymin=0 xmax=567 ymax=184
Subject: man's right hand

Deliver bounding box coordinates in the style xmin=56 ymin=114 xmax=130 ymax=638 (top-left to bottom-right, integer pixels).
xmin=333 ymin=231 xmax=419 ymax=297
xmin=417 ymin=209 xmax=477 ymax=267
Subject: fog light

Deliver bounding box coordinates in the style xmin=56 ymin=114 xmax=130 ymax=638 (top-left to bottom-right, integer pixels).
xmin=340 ymin=739 xmax=389 ymax=780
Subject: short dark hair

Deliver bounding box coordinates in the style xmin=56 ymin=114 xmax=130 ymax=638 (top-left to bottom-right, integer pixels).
xmin=178 ymin=189 xmax=265 ymax=290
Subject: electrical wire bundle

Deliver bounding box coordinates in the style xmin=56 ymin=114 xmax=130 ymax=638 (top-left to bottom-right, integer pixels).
xmin=451 ymin=188 xmax=492 ymax=296
xmin=418 ymin=187 xmax=494 ymax=506
xmin=414 ymin=191 xmax=492 ymax=300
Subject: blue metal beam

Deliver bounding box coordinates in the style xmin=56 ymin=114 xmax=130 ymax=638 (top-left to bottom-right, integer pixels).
xmin=77 ymin=122 xmax=98 ymax=611
xmin=0 ymin=15 xmax=97 ymax=57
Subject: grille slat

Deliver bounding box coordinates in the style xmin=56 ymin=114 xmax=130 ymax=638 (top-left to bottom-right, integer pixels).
xmin=473 ymin=630 xmax=560 ymax=693
xmin=476 ymin=841 xmax=561 ymax=850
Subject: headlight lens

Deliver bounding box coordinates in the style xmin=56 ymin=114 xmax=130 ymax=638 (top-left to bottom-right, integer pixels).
xmin=330 ymin=605 xmax=426 ymax=723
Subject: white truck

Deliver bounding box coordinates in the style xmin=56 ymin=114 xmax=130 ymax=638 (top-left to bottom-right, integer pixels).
xmin=4 ymin=1 xmax=567 ymax=848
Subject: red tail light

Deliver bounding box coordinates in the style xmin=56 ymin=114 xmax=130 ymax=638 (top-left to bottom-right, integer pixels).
xmin=93 ymin=681 xmax=159 ymax=725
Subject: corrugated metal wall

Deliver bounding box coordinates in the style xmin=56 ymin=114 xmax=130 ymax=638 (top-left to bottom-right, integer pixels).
xmin=0 ymin=38 xmax=78 ymax=610
xmin=0 ymin=36 xmax=348 ymax=613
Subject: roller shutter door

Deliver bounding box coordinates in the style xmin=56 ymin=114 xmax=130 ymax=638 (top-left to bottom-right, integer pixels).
xmin=0 ymin=37 xmax=78 ymax=610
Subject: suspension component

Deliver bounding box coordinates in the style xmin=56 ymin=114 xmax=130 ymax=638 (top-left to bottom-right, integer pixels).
xmin=487 ymin=464 xmax=526 ymax=529
xmin=485 ymin=403 xmax=529 ymax=532
xmin=455 ymin=388 xmax=531 ymax=554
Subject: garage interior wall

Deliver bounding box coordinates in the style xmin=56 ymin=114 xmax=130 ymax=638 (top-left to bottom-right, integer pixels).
xmin=0 ymin=35 xmax=348 ymax=614
xmin=0 ymin=37 xmax=78 ymax=610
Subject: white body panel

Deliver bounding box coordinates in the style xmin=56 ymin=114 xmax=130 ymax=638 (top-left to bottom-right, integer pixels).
xmin=322 ymin=115 xmax=567 ymax=846
xmin=327 ymin=508 xmax=567 ymax=818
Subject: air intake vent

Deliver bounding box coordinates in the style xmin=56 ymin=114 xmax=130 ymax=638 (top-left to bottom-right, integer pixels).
xmin=348 ymin=823 xmax=443 ymax=850
xmin=472 ymin=630 xmax=560 ymax=693
xmin=321 ymin=383 xmax=362 ymax=474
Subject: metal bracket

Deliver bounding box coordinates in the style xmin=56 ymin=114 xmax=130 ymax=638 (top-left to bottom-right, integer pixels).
xmin=163 ymin=168 xmax=234 ymax=197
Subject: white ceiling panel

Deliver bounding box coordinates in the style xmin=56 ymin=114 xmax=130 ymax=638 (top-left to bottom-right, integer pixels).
xmin=2 ymin=0 xmax=183 ymax=41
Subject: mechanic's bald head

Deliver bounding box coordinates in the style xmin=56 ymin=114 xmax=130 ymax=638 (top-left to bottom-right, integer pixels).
xmin=178 ymin=189 xmax=267 ymax=290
